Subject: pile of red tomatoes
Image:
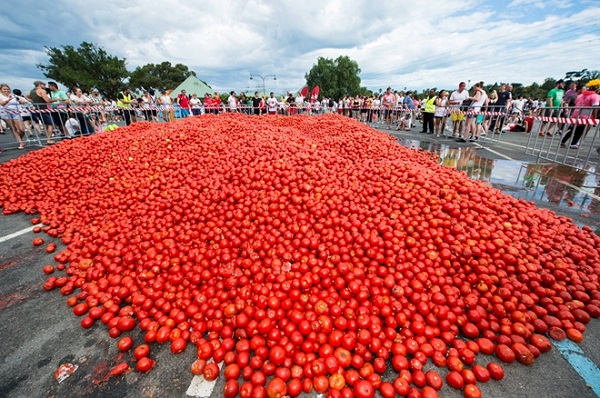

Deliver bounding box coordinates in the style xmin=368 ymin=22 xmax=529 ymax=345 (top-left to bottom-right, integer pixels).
xmin=1 ymin=114 xmax=599 ymax=398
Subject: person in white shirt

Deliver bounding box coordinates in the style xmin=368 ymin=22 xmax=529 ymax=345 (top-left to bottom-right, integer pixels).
xmin=398 ymin=113 xmax=412 ymax=131
xmin=158 ymin=91 xmax=172 ymax=122
xmin=228 ymin=91 xmax=238 ymax=112
xmin=70 ymin=87 xmax=94 ymax=135
xmin=189 ymin=94 xmax=203 ymax=116
xmin=295 ymin=93 xmax=304 ymax=114
xmin=372 ymin=95 xmax=381 ymax=123
xmin=448 ymin=82 xmax=469 ymax=138
xmin=266 ymin=92 xmax=279 ymax=115
xmin=64 ymin=115 xmax=81 ymax=138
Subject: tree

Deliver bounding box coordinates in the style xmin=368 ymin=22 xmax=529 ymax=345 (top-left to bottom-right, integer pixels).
xmin=37 ymin=42 xmax=129 ymax=98
xmin=305 ymin=56 xmax=362 ymax=100
xmin=128 ymin=62 xmax=196 ymax=93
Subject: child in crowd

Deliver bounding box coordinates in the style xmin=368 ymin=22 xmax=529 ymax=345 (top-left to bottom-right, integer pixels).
xmin=397 ymin=113 xmax=412 ymax=131
xmin=64 ymin=114 xmax=81 ymax=138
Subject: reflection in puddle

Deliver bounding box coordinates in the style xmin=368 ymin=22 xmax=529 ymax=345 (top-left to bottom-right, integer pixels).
xmin=398 ymin=138 xmax=600 ymax=221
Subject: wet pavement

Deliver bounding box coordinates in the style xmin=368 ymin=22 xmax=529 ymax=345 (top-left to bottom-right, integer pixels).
xmin=1 ymin=119 xmax=600 ymax=398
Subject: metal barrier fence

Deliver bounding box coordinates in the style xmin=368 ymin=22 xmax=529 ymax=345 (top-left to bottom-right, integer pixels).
xmin=524 ymin=106 xmax=600 ymax=173
xmin=3 ymin=102 xmax=598 ymax=169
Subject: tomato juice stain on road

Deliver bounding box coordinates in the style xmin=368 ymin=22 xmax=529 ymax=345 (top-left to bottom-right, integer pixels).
xmin=0 ymin=260 xmax=16 ymax=271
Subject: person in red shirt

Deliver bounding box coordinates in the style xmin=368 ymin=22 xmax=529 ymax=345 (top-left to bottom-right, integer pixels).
xmin=177 ymin=90 xmax=190 ymax=117
xmin=213 ymin=92 xmax=222 ymax=114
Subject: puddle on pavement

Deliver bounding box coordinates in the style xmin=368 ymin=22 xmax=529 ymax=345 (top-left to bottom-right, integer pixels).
xmin=399 ymin=138 xmax=600 ymax=222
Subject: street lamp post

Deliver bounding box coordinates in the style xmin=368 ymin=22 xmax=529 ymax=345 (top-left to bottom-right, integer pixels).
xmin=250 ymin=74 xmax=277 ymax=97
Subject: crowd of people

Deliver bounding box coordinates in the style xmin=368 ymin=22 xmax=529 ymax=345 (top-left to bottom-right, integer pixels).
xmin=1 ymin=78 xmax=599 ymax=153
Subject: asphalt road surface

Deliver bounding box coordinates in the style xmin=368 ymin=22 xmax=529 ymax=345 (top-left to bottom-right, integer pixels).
xmin=1 ymin=119 xmax=599 ymax=398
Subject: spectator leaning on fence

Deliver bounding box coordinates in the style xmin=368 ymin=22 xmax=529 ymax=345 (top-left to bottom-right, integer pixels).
xmin=538 ymin=79 xmax=565 ymax=137
xmin=190 ymin=93 xmax=203 ymax=116
xmin=70 ymin=87 xmax=94 ymax=135
xmin=27 ymin=81 xmax=58 ymax=144
xmin=563 ymin=80 xmax=600 ymax=149
xmin=0 ymin=83 xmax=28 ymax=149
xmin=48 ymin=82 xmax=70 ymax=137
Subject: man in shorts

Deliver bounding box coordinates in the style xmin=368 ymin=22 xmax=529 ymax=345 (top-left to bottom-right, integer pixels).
xmin=177 ymin=90 xmax=190 ymax=117
xmin=381 ymin=87 xmax=395 ymax=130
xmin=448 ymin=82 xmax=469 ymax=138
xmin=48 ymin=82 xmax=70 ymax=136
xmin=538 ymin=79 xmax=565 ymax=137
xmin=27 ymin=81 xmax=58 ymax=144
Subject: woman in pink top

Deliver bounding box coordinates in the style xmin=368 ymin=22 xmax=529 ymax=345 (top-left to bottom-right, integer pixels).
xmin=561 ymin=80 xmax=600 ymax=148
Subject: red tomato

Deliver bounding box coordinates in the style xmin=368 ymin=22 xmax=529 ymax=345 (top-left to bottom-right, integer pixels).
xmin=313 ymin=375 xmax=328 ymax=393
xmin=72 ymin=303 xmax=89 ymax=317
xmin=329 ymin=373 xmax=345 ymax=391
xmin=203 ymin=362 xmax=219 ymax=381
xmin=353 ymin=380 xmax=374 ymax=398
xmin=446 ymin=371 xmax=464 ymax=389
xmin=472 ymin=364 xmax=491 ymax=383
xmin=464 ymin=384 xmax=482 ymax=398
xmin=379 ymin=382 xmax=395 ymax=398
xmin=117 ymin=336 xmax=133 ymax=352
xmin=223 ymin=379 xmax=239 ymax=398
xmin=487 ymin=362 xmax=505 ymax=380
xmin=422 ymin=386 xmax=440 ymax=398
xmin=269 ymin=346 xmax=286 ymax=366
xmin=134 ymin=344 xmax=150 ymax=360
xmin=495 ymin=344 xmax=516 ymax=363
xmin=136 ymin=357 xmax=155 ymax=373
xmin=170 ymin=338 xmax=187 ymax=354
xmin=191 ymin=359 xmax=206 ymax=375
xmin=425 ymin=369 xmax=443 ymax=390
xmin=287 ymin=378 xmax=302 ymax=397
xmin=266 ymin=377 xmax=287 ymax=398
xmin=42 ymin=265 xmax=55 ymax=274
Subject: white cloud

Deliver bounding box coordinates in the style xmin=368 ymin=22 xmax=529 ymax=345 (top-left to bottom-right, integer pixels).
xmin=0 ymin=0 xmax=598 ymax=96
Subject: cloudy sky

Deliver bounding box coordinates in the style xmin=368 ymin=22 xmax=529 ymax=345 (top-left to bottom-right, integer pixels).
xmin=1 ymin=0 xmax=599 ymax=96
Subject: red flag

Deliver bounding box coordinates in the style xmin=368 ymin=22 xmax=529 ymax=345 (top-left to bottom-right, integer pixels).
xmin=310 ymin=86 xmax=320 ymax=102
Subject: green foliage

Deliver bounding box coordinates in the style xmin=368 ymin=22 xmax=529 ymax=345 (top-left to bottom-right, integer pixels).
xmin=305 ymin=56 xmax=362 ymax=99
xmin=37 ymin=42 xmax=129 ymax=98
xmin=128 ymin=62 xmax=196 ymax=93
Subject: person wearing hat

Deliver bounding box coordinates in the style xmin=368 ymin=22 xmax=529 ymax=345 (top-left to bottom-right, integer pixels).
xmin=27 ymin=81 xmax=59 ymax=144
xmin=538 ymin=79 xmax=566 ymax=137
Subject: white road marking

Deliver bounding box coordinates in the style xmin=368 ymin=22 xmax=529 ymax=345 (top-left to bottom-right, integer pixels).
xmin=186 ymin=362 xmax=223 ymax=398
xmin=0 ymin=226 xmax=35 ymax=244
xmin=475 ymin=143 xmax=515 ymax=161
